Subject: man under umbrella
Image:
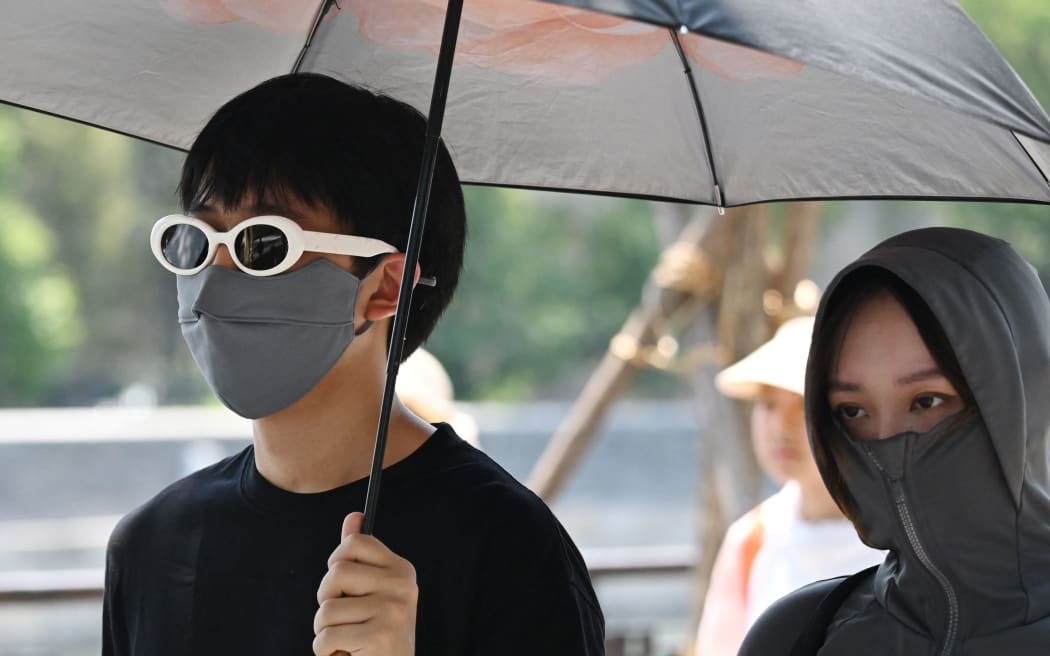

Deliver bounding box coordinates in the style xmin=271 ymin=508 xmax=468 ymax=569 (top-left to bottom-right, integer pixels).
xmin=104 ymin=73 xmax=604 ymax=655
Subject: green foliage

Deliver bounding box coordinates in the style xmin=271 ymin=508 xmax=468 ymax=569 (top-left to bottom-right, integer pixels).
xmin=0 ymin=198 xmax=81 ymax=404
xmin=960 ymin=0 xmax=1050 ymax=109
xmin=0 ymin=105 xmax=195 ymax=406
xmin=427 ymin=188 xmax=660 ymax=399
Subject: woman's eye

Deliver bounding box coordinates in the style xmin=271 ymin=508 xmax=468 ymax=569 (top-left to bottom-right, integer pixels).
xmin=912 ymin=394 xmax=945 ymax=411
xmin=837 ymin=405 xmax=867 ymax=420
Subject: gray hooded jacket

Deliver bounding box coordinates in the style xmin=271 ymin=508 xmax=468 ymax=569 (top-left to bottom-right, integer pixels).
xmin=739 ymin=227 xmax=1050 ymax=656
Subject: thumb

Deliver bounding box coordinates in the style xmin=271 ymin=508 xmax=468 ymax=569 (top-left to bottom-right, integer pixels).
xmin=341 ymin=512 xmax=365 ymax=541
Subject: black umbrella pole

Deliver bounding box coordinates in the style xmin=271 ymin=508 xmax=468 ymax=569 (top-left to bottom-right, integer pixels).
xmin=362 ymin=0 xmax=464 ymax=536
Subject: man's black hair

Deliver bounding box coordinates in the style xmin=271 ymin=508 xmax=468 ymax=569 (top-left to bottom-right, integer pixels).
xmin=179 ymin=73 xmax=466 ymax=359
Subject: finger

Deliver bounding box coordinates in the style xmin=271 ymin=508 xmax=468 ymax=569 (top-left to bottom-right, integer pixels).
xmin=313 ymin=596 xmax=373 ymax=635
xmin=317 ymin=560 xmax=389 ymax=603
xmin=316 ymin=588 xmax=416 ymax=628
xmin=317 ymin=559 xmax=415 ymax=603
xmin=327 ymin=533 xmax=412 ymax=573
xmin=341 ymin=512 xmax=364 ymax=541
xmin=313 ymin=622 xmax=391 ymax=656
xmin=313 ymin=623 xmax=365 ymax=656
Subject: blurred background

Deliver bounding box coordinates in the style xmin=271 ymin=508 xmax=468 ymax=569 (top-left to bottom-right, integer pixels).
xmin=1 ymin=1 xmax=1048 ymax=654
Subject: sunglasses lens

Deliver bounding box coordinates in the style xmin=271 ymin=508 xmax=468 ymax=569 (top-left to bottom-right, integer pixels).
xmin=161 ymin=223 xmax=209 ymax=271
xmin=235 ymin=224 xmax=289 ymax=272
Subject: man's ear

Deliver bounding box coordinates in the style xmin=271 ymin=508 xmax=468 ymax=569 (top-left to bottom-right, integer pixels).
xmin=362 ymin=253 xmax=423 ymax=322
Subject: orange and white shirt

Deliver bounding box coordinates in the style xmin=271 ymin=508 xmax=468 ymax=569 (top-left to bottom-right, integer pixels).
xmin=694 ymin=482 xmax=885 ymax=656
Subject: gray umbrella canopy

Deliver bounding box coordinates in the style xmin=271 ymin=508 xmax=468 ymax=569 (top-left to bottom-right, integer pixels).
xmin=2 ymin=0 xmax=1049 ymax=206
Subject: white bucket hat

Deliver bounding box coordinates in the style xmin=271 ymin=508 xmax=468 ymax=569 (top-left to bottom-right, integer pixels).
xmin=715 ymin=316 xmax=815 ymax=399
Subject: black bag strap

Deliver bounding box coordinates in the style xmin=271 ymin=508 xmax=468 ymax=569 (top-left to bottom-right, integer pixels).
xmin=788 ymin=565 xmax=878 ymax=656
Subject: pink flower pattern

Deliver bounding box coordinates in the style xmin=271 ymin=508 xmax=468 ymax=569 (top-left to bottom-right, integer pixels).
xmin=160 ymin=0 xmax=804 ymax=83
xmin=160 ymin=0 xmax=333 ymax=34
xmin=348 ymin=0 xmax=803 ymax=84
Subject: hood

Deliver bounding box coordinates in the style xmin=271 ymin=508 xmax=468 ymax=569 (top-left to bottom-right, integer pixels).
xmin=804 ymin=227 xmax=1050 ymax=646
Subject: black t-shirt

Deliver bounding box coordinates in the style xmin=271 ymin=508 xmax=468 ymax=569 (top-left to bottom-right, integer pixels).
xmin=102 ymin=424 xmax=604 ymax=655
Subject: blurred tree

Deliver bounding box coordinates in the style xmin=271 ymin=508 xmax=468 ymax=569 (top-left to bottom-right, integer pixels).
xmin=428 ymin=188 xmax=661 ymax=399
xmin=961 ymin=0 xmax=1050 ymax=109
xmin=0 ymin=106 xmax=199 ymax=406
xmin=0 ymin=109 xmax=82 ymax=403
xmin=0 ymin=202 xmax=82 ymax=403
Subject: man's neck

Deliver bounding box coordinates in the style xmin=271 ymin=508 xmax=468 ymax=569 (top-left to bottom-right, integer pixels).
xmin=250 ymin=359 xmax=434 ymax=493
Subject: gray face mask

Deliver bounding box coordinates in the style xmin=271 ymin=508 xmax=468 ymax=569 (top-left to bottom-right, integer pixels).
xmin=176 ymin=260 xmax=372 ymax=419
xmin=829 ymin=408 xmax=1026 ymax=635
xmin=830 ymin=408 xmax=995 ymax=552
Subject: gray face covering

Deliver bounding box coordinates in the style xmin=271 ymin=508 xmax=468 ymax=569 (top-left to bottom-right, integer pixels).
xmin=176 ymin=260 xmax=371 ymax=419
xmin=830 ymin=408 xmax=994 ymax=549
xmin=831 ymin=408 xmax=1026 ymax=638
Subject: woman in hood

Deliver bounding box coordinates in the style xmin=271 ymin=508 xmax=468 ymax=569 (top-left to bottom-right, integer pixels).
xmin=739 ymin=227 xmax=1050 ymax=655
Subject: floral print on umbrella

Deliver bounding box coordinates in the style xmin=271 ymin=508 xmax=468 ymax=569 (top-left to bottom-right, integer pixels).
xmin=160 ymin=0 xmax=337 ymax=34
xmin=348 ymin=0 xmax=803 ymax=85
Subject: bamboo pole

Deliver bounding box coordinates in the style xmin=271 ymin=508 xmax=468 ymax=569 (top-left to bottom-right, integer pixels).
xmin=525 ymin=207 xmax=736 ymax=500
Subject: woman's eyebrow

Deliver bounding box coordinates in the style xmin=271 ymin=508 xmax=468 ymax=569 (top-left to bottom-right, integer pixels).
xmin=896 ymin=367 xmax=943 ymax=385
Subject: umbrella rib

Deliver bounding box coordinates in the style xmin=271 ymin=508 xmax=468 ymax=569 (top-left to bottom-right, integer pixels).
xmin=670 ymin=28 xmax=723 ymax=209
xmin=292 ymin=0 xmax=341 ymax=74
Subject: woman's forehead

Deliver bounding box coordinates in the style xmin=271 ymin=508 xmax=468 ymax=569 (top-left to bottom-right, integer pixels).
xmin=833 ymin=294 xmax=939 ymax=382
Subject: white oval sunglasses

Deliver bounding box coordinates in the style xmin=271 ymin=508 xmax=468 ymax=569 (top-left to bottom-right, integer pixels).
xmin=151 ymin=215 xmax=434 ymax=284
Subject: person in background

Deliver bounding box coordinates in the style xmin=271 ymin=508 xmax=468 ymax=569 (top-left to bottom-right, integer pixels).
xmin=396 ymin=348 xmax=479 ymax=448
xmin=694 ymin=316 xmax=883 ymax=656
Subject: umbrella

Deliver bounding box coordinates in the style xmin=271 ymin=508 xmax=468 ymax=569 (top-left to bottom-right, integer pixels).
xmin=4 ymin=0 xmax=1049 ymax=204
xmin=3 ymin=0 xmax=1050 ymax=529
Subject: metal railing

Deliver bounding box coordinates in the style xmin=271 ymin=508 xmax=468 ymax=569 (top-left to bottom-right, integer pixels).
xmin=0 ymin=569 xmax=104 ymax=602
xmin=0 ymin=544 xmax=695 ymax=602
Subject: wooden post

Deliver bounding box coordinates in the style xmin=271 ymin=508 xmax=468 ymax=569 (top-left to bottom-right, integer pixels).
xmin=526 ymin=207 xmax=735 ymax=500
xmin=687 ymin=201 xmax=823 ymax=653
